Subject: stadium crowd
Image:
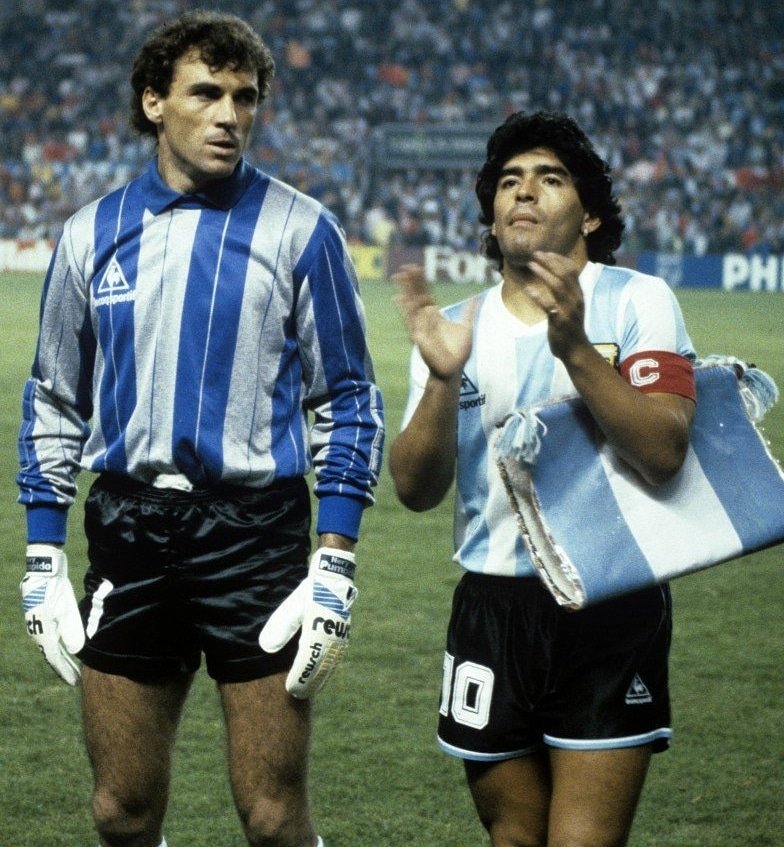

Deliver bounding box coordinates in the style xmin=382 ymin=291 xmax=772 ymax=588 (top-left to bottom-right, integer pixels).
xmin=1 ymin=0 xmax=782 ymax=256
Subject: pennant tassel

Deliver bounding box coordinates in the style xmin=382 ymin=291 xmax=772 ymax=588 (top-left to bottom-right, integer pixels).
xmin=494 ymin=411 xmax=547 ymax=466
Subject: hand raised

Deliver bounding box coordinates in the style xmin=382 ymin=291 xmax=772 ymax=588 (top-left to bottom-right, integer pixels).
xmin=392 ymin=264 xmax=476 ymax=381
xmin=525 ymin=251 xmax=588 ymax=359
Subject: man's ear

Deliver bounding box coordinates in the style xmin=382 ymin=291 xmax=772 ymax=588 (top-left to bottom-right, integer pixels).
xmin=141 ymin=87 xmax=164 ymax=127
xmin=581 ymin=214 xmax=601 ymax=237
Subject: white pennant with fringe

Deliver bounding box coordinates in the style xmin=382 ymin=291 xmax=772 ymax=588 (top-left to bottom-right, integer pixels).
xmin=494 ymin=358 xmax=784 ymax=609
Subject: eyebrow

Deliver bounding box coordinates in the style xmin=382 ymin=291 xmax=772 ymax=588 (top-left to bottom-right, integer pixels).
xmin=187 ymin=81 xmax=259 ymax=100
xmin=499 ymin=163 xmax=573 ymax=181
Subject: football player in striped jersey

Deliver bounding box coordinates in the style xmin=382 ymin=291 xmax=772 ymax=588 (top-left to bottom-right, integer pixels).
xmin=391 ymin=111 xmax=695 ymax=847
xmin=18 ymin=11 xmax=383 ymax=847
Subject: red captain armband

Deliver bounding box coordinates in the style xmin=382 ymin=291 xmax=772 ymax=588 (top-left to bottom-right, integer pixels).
xmin=619 ymin=350 xmax=696 ymax=401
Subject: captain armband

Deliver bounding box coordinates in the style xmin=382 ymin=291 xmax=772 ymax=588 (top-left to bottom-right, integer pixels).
xmin=620 ymin=351 xmax=696 ymax=401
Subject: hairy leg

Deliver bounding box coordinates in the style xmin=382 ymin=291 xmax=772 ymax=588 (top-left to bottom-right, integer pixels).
xmin=546 ymin=746 xmax=653 ymax=847
xmin=220 ymin=673 xmax=316 ymax=847
xmin=81 ymin=666 xmax=193 ymax=847
xmin=465 ymin=753 xmax=552 ymax=847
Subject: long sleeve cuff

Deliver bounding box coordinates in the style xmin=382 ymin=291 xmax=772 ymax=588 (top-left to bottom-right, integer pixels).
xmin=26 ymin=504 xmax=69 ymax=545
xmin=315 ymin=495 xmax=365 ymax=542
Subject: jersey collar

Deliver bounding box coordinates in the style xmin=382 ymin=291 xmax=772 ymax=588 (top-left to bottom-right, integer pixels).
xmin=142 ymin=158 xmax=257 ymax=214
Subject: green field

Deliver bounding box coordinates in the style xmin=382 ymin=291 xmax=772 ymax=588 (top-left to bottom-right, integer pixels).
xmin=1 ymin=271 xmax=782 ymax=846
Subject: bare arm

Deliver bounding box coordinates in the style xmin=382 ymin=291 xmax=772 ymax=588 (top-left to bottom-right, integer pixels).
xmin=389 ymin=372 xmax=462 ymax=511
xmin=318 ymin=533 xmax=356 ymax=553
xmin=557 ymin=342 xmax=694 ymax=484
xmin=525 ymin=251 xmax=695 ymax=485
xmin=388 ymin=266 xmax=476 ymax=511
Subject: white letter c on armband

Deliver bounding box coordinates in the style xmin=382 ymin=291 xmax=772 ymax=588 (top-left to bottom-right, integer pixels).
xmin=629 ymin=357 xmax=661 ymax=387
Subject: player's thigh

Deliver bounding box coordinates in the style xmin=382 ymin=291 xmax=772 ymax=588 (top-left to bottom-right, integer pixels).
xmin=82 ymin=665 xmax=193 ymax=799
xmin=464 ymin=753 xmax=551 ymax=847
xmin=219 ymin=673 xmax=312 ymax=805
xmin=548 ymin=745 xmax=653 ymax=847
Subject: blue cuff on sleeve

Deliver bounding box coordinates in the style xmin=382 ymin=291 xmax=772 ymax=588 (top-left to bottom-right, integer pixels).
xmin=315 ymin=495 xmax=365 ymax=542
xmin=26 ymin=505 xmax=69 ymax=545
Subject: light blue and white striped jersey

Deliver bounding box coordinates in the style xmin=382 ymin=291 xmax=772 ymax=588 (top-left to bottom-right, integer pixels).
xmin=18 ymin=158 xmax=384 ymax=544
xmin=401 ymin=261 xmax=695 ymax=577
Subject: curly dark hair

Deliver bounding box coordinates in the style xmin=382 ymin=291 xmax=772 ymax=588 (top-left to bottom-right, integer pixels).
xmin=476 ymin=111 xmax=625 ymax=267
xmin=130 ymin=10 xmax=275 ymax=140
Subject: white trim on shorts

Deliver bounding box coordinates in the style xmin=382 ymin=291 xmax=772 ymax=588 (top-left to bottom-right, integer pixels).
xmin=436 ymin=734 xmax=542 ymax=762
xmin=544 ymin=727 xmax=673 ymax=751
xmin=437 ymin=727 xmax=672 ymax=761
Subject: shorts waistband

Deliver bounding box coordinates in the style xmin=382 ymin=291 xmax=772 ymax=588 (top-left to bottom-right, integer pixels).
xmin=460 ymin=570 xmax=542 ymax=595
xmin=95 ymin=472 xmax=306 ymax=502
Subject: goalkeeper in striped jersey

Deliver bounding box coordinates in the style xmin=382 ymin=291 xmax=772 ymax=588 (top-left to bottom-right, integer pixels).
xmin=18 ymin=11 xmax=383 ymax=847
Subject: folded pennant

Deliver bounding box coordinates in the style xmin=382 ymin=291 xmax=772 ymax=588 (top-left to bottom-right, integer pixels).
xmin=494 ymin=360 xmax=784 ymax=609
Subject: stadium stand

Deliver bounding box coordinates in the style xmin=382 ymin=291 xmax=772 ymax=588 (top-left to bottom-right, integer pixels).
xmin=0 ymin=0 xmax=782 ymax=255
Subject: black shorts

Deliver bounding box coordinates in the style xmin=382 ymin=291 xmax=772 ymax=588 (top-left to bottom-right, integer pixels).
xmin=78 ymin=474 xmax=310 ymax=683
xmin=437 ymin=572 xmax=672 ymax=761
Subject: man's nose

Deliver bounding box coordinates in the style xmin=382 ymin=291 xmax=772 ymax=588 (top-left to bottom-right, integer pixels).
xmin=515 ymin=178 xmax=536 ymax=201
xmin=216 ymin=96 xmax=238 ymax=126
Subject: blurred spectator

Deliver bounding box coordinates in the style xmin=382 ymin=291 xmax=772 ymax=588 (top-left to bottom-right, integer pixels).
xmin=0 ymin=0 xmax=782 ymax=255
xmin=363 ymin=200 xmax=398 ymax=247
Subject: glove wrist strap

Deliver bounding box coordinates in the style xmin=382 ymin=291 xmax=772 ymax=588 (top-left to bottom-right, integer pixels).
xmin=312 ymin=547 xmax=356 ymax=580
xmin=25 ymin=544 xmax=67 ymax=577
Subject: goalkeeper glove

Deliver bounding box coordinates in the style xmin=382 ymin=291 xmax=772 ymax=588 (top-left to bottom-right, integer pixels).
xmin=259 ymin=547 xmax=357 ymax=699
xmin=21 ymin=544 xmax=85 ymax=686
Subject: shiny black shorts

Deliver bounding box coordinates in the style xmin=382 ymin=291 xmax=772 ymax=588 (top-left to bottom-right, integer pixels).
xmin=78 ymin=474 xmax=310 ymax=683
xmin=437 ymin=572 xmax=672 ymax=761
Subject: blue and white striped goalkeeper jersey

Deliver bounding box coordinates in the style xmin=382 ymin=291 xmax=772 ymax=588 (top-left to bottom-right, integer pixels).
xmin=18 ymin=158 xmax=384 ymax=544
xmin=401 ymin=261 xmax=695 ymax=578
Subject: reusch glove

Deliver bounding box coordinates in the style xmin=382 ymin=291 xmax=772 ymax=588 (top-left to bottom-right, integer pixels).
xmin=21 ymin=544 xmax=85 ymax=685
xmin=259 ymin=547 xmax=357 ymax=699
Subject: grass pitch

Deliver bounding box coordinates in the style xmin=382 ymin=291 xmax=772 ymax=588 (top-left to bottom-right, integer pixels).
xmin=1 ymin=271 xmax=782 ymax=845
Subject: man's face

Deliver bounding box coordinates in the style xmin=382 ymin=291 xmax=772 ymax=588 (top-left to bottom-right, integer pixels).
xmin=142 ymin=48 xmax=259 ymax=193
xmin=491 ymin=147 xmax=597 ymax=269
